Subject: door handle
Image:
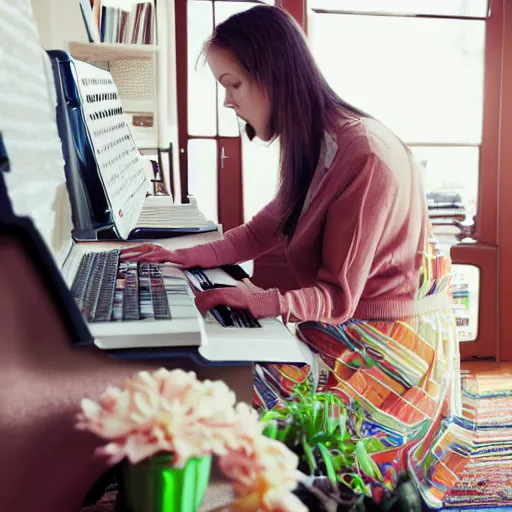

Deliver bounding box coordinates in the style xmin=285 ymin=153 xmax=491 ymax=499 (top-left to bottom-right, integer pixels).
xmin=220 ymin=146 xmax=229 ymax=169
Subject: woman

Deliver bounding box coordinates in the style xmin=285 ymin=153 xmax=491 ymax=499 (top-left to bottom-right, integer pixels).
xmin=124 ymin=6 xmax=460 ymax=507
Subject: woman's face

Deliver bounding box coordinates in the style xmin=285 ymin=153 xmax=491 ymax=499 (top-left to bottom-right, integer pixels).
xmin=207 ymin=46 xmax=271 ymax=141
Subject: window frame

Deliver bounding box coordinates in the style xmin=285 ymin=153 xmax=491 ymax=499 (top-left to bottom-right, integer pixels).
xmin=497 ymin=0 xmax=512 ymax=362
xmin=175 ymin=0 xmax=508 ymax=360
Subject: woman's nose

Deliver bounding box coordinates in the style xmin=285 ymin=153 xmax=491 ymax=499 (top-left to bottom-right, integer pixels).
xmin=223 ymin=93 xmax=235 ymax=109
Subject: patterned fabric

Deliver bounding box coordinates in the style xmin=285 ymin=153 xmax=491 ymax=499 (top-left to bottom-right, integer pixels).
xmin=254 ymin=229 xmax=462 ymax=507
xmin=410 ymin=371 xmax=512 ymax=509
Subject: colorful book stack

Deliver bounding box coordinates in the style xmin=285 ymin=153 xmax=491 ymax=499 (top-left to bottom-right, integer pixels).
xmin=79 ymin=0 xmax=155 ymax=45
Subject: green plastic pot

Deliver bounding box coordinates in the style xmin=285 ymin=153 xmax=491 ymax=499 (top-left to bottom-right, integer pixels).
xmin=120 ymin=453 xmax=212 ymax=512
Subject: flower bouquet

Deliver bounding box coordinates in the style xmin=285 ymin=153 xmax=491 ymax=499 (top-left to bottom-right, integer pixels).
xmin=77 ymin=368 xmax=308 ymax=512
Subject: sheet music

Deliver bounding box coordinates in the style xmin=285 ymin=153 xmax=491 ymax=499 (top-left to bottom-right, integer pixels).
xmin=72 ymin=60 xmax=147 ymax=239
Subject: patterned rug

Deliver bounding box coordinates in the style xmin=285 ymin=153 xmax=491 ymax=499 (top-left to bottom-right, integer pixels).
xmin=439 ymin=368 xmax=512 ymax=509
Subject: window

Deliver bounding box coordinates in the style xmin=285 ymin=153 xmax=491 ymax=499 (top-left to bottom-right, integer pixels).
xmin=309 ymin=3 xmax=485 ymax=233
xmin=452 ymin=264 xmax=480 ymax=342
xmin=307 ymin=0 xmax=501 ymax=358
xmin=176 ymin=0 xmax=279 ymax=232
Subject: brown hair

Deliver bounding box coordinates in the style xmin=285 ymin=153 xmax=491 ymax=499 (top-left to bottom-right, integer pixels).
xmin=203 ymin=5 xmax=367 ymax=240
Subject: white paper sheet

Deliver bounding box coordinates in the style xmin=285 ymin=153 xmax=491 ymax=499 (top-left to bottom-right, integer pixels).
xmin=72 ymin=59 xmax=148 ymax=239
xmin=135 ymin=200 xmax=218 ymax=229
xmin=0 ymin=2 xmax=74 ymax=266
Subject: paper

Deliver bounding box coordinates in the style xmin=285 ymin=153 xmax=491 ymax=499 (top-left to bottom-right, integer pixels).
xmin=72 ymin=59 xmax=148 ymax=239
xmin=0 ymin=3 xmax=74 ymax=267
xmin=135 ymin=201 xmax=218 ymax=229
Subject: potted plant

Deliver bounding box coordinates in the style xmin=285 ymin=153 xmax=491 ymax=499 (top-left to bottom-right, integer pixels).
xmin=260 ymin=387 xmax=422 ymax=512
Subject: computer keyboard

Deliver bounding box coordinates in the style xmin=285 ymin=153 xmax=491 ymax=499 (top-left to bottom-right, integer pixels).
xmin=71 ymin=250 xmax=196 ymax=323
xmin=71 ymin=250 xmax=120 ymax=322
xmin=71 ymin=250 xmax=261 ymax=328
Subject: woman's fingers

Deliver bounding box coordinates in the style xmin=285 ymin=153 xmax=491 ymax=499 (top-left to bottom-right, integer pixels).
xmin=238 ymin=278 xmax=264 ymax=294
xmin=120 ymin=244 xmax=185 ymax=264
xmin=194 ymin=288 xmax=247 ymax=314
xmin=119 ymin=243 xmax=160 ymax=262
xmin=138 ymin=251 xmax=179 ymax=264
xmin=120 ymin=245 xmax=199 ymax=267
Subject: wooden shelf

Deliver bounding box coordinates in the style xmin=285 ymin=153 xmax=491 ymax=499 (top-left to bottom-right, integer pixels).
xmin=122 ymin=98 xmax=157 ymax=113
xmin=68 ymin=42 xmax=158 ymax=62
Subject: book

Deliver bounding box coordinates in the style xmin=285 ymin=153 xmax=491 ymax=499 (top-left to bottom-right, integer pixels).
xmin=78 ymin=0 xmax=100 ymax=42
xmin=91 ymin=0 xmax=155 ymax=45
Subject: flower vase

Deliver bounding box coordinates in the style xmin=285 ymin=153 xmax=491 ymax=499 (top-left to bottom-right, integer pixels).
xmin=120 ymin=454 xmax=212 ymax=512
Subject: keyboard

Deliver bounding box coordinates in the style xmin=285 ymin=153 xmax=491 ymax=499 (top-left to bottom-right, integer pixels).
xmin=71 ymin=250 xmax=197 ymax=323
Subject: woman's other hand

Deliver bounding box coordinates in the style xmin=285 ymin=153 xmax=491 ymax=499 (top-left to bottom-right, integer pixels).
xmin=120 ymin=243 xmax=195 ymax=267
xmin=194 ymin=281 xmax=281 ymax=319
xmin=119 ymin=243 xmax=219 ymax=268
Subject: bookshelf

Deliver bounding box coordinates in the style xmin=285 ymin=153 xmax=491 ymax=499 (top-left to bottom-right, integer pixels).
xmin=68 ymin=42 xmax=158 ymax=62
xmin=31 ymin=0 xmax=181 ymax=200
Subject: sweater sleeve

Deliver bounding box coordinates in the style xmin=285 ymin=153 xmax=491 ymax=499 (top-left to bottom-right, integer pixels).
xmin=194 ymin=197 xmax=283 ymax=267
xmin=279 ymin=153 xmax=399 ymax=324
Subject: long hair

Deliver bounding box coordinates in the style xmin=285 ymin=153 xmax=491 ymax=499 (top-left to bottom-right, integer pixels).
xmin=203 ymin=6 xmax=368 ymax=240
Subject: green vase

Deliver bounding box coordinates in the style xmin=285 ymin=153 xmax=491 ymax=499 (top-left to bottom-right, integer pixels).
xmin=120 ymin=453 xmax=212 ymax=512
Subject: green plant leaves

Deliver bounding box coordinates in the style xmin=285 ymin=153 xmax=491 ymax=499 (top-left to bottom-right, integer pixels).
xmin=355 ymin=440 xmax=383 ymax=482
xmin=317 ymin=443 xmax=337 ymax=488
xmin=259 ymin=388 xmax=386 ymax=497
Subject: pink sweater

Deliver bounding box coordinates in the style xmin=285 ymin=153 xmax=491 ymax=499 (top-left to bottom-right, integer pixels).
xmin=197 ymin=116 xmax=431 ymax=324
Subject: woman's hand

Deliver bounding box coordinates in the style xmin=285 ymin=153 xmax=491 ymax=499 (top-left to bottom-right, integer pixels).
xmin=194 ymin=281 xmax=282 ymax=319
xmin=119 ymin=243 xmax=196 ymax=267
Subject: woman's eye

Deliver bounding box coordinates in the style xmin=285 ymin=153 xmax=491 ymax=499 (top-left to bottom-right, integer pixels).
xmin=232 ymin=83 xmax=241 ymax=90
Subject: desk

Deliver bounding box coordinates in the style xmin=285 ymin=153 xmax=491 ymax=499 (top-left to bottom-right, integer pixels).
xmin=0 ymin=227 xmax=253 ymax=512
xmin=74 ymin=230 xmax=222 ymax=258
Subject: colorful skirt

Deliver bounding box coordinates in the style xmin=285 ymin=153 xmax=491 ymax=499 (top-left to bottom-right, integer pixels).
xmin=254 ymin=296 xmax=460 ymax=506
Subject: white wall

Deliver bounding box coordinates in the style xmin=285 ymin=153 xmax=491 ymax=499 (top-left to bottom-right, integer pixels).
xmin=157 ymin=0 xmax=181 ymax=201
xmin=31 ymin=0 xmax=89 ymax=49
